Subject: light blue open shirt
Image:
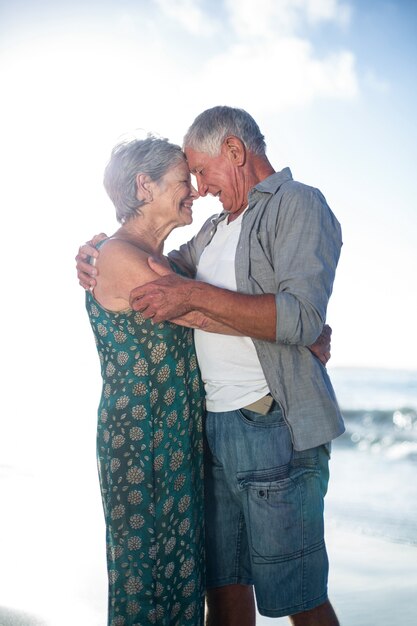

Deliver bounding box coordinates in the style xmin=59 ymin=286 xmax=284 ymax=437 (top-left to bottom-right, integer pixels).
xmin=169 ymin=168 xmax=345 ymax=450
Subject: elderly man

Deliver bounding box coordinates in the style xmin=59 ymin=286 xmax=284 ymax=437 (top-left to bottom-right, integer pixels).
xmin=77 ymin=106 xmax=343 ymax=626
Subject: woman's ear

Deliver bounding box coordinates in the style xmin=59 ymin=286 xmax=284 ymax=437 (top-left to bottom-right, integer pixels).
xmin=136 ymin=173 xmax=153 ymax=203
xmin=223 ymin=135 xmax=246 ymax=166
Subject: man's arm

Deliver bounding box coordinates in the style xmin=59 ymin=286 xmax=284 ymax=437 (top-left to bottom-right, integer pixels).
xmin=130 ymin=268 xmax=277 ymax=341
xmin=170 ymin=311 xmax=244 ymax=336
xmin=75 ymin=233 xmax=108 ymax=289
xmin=130 ymin=268 xmax=332 ymax=364
xmin=171 ymin=307 xmax=332 ymax=365
xmin=271 ymin=185 xmax=342 ymax=345
xmin=130 ymin=183 xmax=342 ymax=346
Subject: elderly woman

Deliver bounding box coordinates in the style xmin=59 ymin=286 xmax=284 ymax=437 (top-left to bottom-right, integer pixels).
xmin=86 ymin=136 xmax=205 ymax=626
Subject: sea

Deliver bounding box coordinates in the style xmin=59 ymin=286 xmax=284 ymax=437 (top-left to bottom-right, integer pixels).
xmin=326 ymin=367 xmax=417 ymax=546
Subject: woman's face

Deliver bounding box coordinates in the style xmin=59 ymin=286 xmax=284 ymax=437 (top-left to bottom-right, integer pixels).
xmin=153 ymin=160 xmax=198 ymax=227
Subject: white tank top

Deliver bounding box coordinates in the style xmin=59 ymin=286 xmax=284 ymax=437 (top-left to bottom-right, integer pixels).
xmin=194 ymin=213 xmax=269 ymax=411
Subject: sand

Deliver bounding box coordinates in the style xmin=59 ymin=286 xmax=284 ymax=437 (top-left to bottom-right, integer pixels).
xmin=1 ymin=522 xmax=416 ymax=625
xmin=2 ymin=462 xmax=417 ymax=626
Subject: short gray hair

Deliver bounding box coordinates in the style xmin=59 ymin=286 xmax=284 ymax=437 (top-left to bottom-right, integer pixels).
xmin=103 ymin=135 xmax=185 ymax=223
xmin=183 ymin=106 xmax=266 ymax=157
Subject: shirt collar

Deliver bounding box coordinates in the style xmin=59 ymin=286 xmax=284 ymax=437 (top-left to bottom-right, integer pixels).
xmin=250 ymin=167 xmax=293 ymax=196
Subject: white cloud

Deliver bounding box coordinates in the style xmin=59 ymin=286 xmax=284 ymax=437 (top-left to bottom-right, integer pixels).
xmin=154 ymin=0 xmax=218 ymax=35
xmin=225 ymin=0 xmax=351 ymax=38
xmin=159 ymin=0 xmax=355 ymax=114
xmin=198 ymin=37 xmax=358 ymax=114
xmin=305 ymin=0 xmax=351 ymax=26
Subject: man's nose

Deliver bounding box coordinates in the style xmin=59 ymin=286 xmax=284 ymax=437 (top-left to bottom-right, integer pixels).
xmin=195 ymin=174 xmax=208 ymax=197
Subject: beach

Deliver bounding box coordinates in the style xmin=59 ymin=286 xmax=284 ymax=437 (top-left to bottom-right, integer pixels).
xmin=1 ymin=367 xmax=417 ymax=625
xmin=1 ymin=484 xmax=416 ymax=626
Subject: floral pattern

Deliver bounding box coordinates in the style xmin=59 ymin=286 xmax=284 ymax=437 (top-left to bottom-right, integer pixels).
xmin=86 ymin=291 xmax=205 ymax=626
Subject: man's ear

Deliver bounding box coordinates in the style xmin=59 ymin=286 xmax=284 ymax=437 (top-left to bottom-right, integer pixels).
xmin=136 ymin=173 xmax=153 ymax=203
xmin=222 ymin=135 xmax=246 ymax=166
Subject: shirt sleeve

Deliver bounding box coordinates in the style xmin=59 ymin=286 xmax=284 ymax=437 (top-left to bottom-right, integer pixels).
xmin=273 ymin=183 xmax=343 ymax=345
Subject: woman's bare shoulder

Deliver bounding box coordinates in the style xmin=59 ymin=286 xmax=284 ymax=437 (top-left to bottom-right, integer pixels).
xmin=94 ymin=238 xmax=168 ymax=310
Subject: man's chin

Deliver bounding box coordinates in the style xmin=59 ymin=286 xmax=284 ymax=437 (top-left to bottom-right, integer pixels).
xmin=219 ymin=200 xmax=230 ymax=212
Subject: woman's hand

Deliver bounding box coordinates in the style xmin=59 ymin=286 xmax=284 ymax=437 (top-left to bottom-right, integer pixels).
xmin=308 ymin=324 xmax=332 ymax=366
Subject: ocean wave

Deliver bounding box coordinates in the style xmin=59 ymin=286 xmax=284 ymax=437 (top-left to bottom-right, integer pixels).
xmin=337 ymin=407 xmax=417 ymax=463
xmin=329 ymin=367 xmax=417 ymax=411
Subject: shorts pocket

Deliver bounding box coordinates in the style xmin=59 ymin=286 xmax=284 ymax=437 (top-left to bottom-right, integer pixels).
xmin=241 ymin=469 xmax=325 ymax=563
xmin=242 ymin=476 xmax=302 ymax=562
xmin=234 ymin=409 xmax=293 ymax=473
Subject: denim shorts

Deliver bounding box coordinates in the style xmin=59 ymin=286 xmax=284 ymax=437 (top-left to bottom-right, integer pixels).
xmin=203 ymin=402 xmax=330 ymax=618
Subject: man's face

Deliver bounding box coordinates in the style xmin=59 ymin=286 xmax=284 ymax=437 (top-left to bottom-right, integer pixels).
xmin=185 ymin=145 xmax=247 ymax=216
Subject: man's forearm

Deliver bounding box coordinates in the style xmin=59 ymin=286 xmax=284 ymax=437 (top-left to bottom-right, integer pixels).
xmin=129 ymin=272 xmax=276 ymax=340
xmin=171 ymin=310 xmax=244 ymax=336
xmin=186 ymin=281 xmax=277 ymax=341
xmin=173 ymin=294 xmax=332 ymax=365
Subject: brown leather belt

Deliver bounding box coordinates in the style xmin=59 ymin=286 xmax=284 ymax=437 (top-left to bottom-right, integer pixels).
xmin=242 ymin=394 xmax=274 ymax=415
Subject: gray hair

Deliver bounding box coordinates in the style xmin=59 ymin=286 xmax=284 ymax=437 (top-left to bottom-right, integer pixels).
xmin=183 ymin=106 xmax=266 ymax=157
xmin=103 ymin=135 xmax=185 ymax=223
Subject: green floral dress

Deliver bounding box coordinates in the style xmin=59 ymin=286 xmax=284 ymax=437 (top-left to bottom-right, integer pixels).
xmin=86 ymin=289 xmax=205 ymax=626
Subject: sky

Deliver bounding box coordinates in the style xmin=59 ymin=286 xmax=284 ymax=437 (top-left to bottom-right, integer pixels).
xmin=1 ymin=0 xmax=416 ymax=374
xmin=0 ymin=1 xmax=416 ymax=622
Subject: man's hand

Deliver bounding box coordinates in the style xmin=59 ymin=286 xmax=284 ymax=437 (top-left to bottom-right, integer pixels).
xmin=75 ymin=233 xmax=108 ymax=290
xmin=308 ymin=324 xmax=332 ymax=366
xmin=129 ymin=257 xmax=195 ymax=321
